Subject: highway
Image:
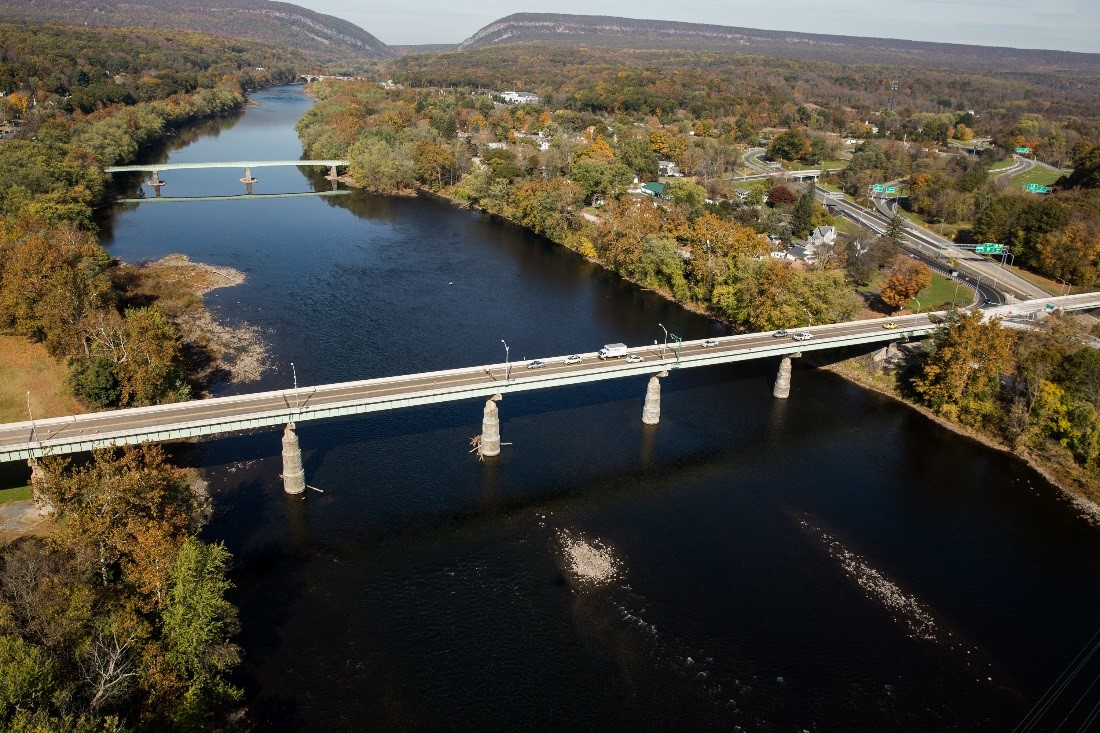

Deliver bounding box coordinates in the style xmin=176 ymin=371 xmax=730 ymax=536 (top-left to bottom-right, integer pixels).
xmin=2 ymin=294 xmax=1097 ymax=463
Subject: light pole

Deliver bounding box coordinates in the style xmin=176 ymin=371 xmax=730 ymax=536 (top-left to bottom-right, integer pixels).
xmin=658 ymin=323 xmax=668 ymax=359
xmin=501 ymin=340 xmax=510 ymax=382
xmin=1056 ymin=278 xmax=1070 ymax=296
xmin=290 ymin=362 xmax=299 ymax=409
xmin=26 ymin=391 xmax=35 ymax=443
xmin=913 ymin=296 xmax=922 ymax=314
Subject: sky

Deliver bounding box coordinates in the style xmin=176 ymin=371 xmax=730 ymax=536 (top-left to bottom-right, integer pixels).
xmin=290 ymin=0 xmax=1098 ymax=53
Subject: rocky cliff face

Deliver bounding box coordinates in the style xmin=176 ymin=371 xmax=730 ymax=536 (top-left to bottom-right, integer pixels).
xmin=3 ymin=0 xmax=395 ymax=60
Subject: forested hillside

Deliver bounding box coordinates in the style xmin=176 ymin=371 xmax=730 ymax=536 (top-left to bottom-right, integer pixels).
xmin=0 ymin=0 xmax=394 ymax=65
xmin=393 ymin=44 xmax=1100 ymax=148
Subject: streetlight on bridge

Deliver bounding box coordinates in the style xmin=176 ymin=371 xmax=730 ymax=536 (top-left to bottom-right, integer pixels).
xmin=658 ymin=323 xmax=668 ymax=359
xmin=501 ymin=340 xmax=510 ymax=383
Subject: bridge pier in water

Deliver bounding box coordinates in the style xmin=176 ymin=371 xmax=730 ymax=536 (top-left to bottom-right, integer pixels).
xmin=642 ymin=371 xmax=669 ymax=425
xmin=480 ymin=395 xmax=502 ymax=457
xmin=281 ymin=422 xmax=306 ymax=495
xmin=145 ymin=170 xmax=165 ymax=197
xmin=773 ymin=355 xmax=796 ymax=399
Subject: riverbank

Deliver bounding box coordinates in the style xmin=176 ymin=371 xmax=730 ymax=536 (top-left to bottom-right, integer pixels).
xmin=821 ymin=354 xmax=1100 ymax=522
xmin=116 ymin=253 xmax=269 ymax=388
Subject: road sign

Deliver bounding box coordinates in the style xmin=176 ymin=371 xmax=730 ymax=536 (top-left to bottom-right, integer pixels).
xmin=885 ymin=186 xmax=897 ymax=194
xmin=975 ymin=243 xmax=1005 ymax=254
xmin=1016 ymin=147 xmax=1031 ymax=154
xmin=1024 ymin=183 xmax=1052 ymax=193
xmin=871 ymin=184 xmax=885 ymax=192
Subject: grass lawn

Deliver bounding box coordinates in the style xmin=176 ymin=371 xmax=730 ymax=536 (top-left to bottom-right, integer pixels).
xmin=1000 ymin=264 xmax=1064 ymax=296
xmin=0 ymin=335 xmax=84 ymax=423
xmin=909 ymin=273 xmax=973 ymax=312
xmin=988 ymin=159 xmax=1017 ymax=172
xmin=0 ymin=486 xmax=31 ymax=505
xmin=833 ymin=215 xmax=862 ymax=236
xmin=1011 ymin=166 xmax=1062 ymax=189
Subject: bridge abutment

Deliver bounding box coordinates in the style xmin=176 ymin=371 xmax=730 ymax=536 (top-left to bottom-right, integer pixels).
xmin=28 ymin=459 xmax=53 ymax=515
xmin=773 ymin=357 xmax=794 ymax=399
xmin=281 ymin=422 xmax=306 ymax=495
xmin=480 ymin=395 xmax=502 ymax=457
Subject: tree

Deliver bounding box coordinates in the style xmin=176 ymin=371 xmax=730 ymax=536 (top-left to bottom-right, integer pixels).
xmin=880 ymin=256 xmax=932 ymax=310
xmin=115 ymin=307 xmax=189 ymax=407
xmin=159 ymin=538 xmax=242 ymax=729
xmin=791 ymin=189 xmax=816 ymax=238
xmin=766 ymin=128 xmax=810 ymax=162
xmin=911 ymin=311 xmax=1017 ymax=426
xmin=767 ymin=184 xmax=796 ymax=207
xmin=411 ymin=139 xmax=454 ymax=190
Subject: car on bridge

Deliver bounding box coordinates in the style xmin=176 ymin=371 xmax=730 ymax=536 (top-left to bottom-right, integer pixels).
xmin=526 ymin=360 xmax=546 ymax=369
xmin=626 ymin=355 xmax=644 ymax=363
xmin=773 ymin=330 xmax=789 ymax=338
xmin=702 ymin=339 xmax=718 ymax=347
xmin=793 ymin=332 xmax=813 ymax=341
xmin=564 ymin=354 xmax=582 ymax=365
xmin=883 ymin=322 xmax=899 ymax=329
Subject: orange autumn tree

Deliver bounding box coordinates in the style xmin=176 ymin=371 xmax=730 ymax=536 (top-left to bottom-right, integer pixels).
xmin=880 ymin=256 xmax=932 ymax=310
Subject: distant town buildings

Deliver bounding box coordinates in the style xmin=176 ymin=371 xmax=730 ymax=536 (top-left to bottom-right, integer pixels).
xmin=500 ymin=91 xmax=540 ymax=105
xmin=657 ymin=160 xmax=681 ymax=177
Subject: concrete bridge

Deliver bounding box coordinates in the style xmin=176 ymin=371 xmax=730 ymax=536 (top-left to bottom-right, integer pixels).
xmin=4 ymin=294 xmax=1096 ymax=494
xmin=105 ymin=160 xmax=350 ymax=195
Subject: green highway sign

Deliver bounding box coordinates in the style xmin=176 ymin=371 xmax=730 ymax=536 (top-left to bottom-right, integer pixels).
xmin=975 ymin=243 xmax=1006 ymax=254
xmin=885 ymin=186 xmax=897 ymax=194
xmin=1016 ymin=147 xmax=1031 ymax=154
xmin=1024 ymin=183 xmax=1052 ymax=193
xmin=871 ymin=184 xmax=885 ymax=192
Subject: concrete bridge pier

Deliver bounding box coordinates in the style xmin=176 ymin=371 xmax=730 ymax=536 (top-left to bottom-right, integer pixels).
xmin=642 ymin=371 xmax=669 ymax=425
xmin=281 ymin=422 xmax=306 ymax=495
xmin=145 ymin=170 xmax=165 ymax=196
xmin=28 ymin=459 xmax=53 ymax=515
xmin=480 ymin=395 xmax=503 ymax=457
xmin=773 ymin=357 xmax=794 ymax=399
xmin=325 ymin=165 xmax=339 ymax=181
xmin=240 ymin=166 xmax=258 ymax=184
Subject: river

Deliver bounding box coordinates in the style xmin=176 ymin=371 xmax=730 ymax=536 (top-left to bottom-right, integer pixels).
xmin=97 ymin=85 xmax=1100 ymax=731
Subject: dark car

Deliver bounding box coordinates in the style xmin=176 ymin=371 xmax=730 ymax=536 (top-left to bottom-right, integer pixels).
xmin=773 ymin=330 xmax=788 ymax=338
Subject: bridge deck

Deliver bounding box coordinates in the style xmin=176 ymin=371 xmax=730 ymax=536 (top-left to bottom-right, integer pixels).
xmin=0 ymin=294 xmax=1094 ymax=462
xmin=105 ymin=160 xmax=350 ymax=173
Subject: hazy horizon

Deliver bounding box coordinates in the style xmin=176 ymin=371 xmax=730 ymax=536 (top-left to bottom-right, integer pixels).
xmin=291 ymin=1 xmax=1097 ymax=54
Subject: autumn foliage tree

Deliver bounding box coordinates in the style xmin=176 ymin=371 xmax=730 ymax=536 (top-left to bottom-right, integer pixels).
xmin=0 ymin=447 xmax=240 ymax=731
xmin=911 ymin=311 xmax=1017 ymax=426
xmin=880 ymin=256 xmax=932 ymax=310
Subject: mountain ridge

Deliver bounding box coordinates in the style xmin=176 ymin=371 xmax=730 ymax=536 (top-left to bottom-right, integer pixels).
xmin=0 ymin=0 xmax=395 ymax=61
xmin=459 ymin=13 xmax=1100 ymax=73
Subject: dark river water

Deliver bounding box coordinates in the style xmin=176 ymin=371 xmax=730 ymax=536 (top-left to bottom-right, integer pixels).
xmin=98 ymin=86 xmax=1100 ymax=731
